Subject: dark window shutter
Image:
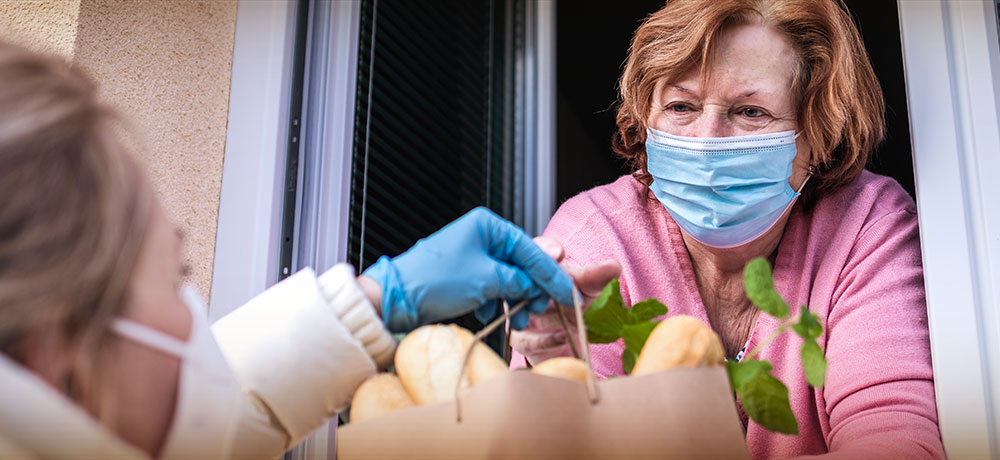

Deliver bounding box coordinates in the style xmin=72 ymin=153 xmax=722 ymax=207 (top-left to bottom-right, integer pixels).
xmin=349 ymin=0 xmax=509 ymax=271
xmin=348 ymin=0 xmax=513 ymax=350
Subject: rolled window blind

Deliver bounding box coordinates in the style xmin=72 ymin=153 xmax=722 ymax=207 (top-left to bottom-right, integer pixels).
xmin=348 ymin=0 xmax=516 ymax=349
xmin=349 ymin=0 xmax=510 ymax=272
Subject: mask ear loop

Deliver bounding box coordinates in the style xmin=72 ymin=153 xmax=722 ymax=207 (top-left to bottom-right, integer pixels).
xmin=110 ymin=319 xmax=189 ymax=358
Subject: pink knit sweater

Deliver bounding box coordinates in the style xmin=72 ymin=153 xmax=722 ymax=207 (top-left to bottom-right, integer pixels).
xmin=511 ymin=171 xmax=944 ymax=459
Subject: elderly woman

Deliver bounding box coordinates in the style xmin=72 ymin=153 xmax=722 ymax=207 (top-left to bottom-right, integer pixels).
xmin=0 ymin=41 xmax=573 ymax=457
xmin=512 ymin=0 xmax=944 ymax=458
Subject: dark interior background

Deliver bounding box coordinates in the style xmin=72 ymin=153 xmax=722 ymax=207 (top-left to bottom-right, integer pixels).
xmin=555 ymin=0 xmax=914 ymax=205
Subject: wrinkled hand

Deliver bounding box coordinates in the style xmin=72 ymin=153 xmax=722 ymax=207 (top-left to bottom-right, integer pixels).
xmin=510 ymin=251 xmax=621 ymax=366
xmin=362 ymin=207 xmax=575 ymax=333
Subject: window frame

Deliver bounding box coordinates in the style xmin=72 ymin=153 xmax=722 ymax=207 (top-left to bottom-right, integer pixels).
xmin=283 ymin=0 xmax=362 ymax=457
xmin=531 ymin=0 xmax=557 ymax=235
xmin=213 ymin=0 xmax=562 ymax=457
xmin=210 ymin=0 xmax=300 ymax=322
xmin=898 ymin=0 xmax=1000 ymax=456
xmin=212 ymin=0 xmax=1000 ymax=458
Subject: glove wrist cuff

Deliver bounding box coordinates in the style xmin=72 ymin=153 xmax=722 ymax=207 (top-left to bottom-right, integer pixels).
xmin=363 ymin=256 xmax=417 ymax=333
xmin=317 ymin=264 xmax=397 ymax=369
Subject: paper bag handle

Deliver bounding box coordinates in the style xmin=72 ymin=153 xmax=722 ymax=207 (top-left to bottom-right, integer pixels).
xmin=456 ymin=289 xmax=600 ymax=422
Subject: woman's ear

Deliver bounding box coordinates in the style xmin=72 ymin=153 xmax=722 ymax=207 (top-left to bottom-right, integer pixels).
xmin=793 ymin=134 xmax=813 ymax=189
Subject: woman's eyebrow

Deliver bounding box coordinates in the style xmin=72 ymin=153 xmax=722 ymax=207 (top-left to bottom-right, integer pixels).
xmin=671 ymin=84 xmax=693 ymax=94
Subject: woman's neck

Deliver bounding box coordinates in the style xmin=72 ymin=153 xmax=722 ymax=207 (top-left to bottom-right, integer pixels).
xmin=679 ymin=216 xmax=790 ymax=358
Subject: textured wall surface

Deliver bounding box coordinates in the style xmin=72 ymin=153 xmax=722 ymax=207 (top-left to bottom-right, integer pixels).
xmin=0 ymin=0 xmax=81 ymax=57
xmin=73 ymin=0 xmax=238 ymax=299
xmin=0 ymin=0 xmax=237 ymax=300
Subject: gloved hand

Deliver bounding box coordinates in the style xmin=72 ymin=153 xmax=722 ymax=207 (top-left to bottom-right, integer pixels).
xmin=362 ymin=207 xmax=575 ymax=333
xmin=511 ymin=258 xmax=621 ymax=365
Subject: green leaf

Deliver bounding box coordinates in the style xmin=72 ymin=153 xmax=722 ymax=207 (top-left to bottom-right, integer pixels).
xmin=739 ymin=370 xmax=799 ymax=435
xmin=627 ymin=299 xmax=668 ymax=324
xmin=726 ymin=359 xmax=772 ymax=391
xmin=792 ymin=308 xmax=823 ymax=340
xmin=622 ymin=321 xmax=659 ymax=355
xmin=583 ymin=303 xmax=623 ymax=339
xmin=580 ymin=280 xmax=669 ymax=375
xmin=586 ymin=329 xmax=620 ymax=344
xmin=728 ymin=359 xmax=798 ymax=434
xmin=622 ymin=349 xmax=638 ymax=374
xmin=584 ymin=279 xmax=627 ymax=340
xmin=744 ymin=258 xmax=790 ymax=318
xmin=800 ymin=340 xmax=827 ymax=388
xmin=591 ymin=279 xmax=624 ymax=313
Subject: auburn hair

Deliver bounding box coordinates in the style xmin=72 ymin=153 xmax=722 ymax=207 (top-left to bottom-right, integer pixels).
xmin=614 ymin=0 xmax=885 ymax=202
xmin=0 ymin=41 xmax=153 ymax=418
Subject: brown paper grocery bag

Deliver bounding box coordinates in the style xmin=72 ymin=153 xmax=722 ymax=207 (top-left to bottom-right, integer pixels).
xmin=337 ymin=366 xmax=749 ymax=459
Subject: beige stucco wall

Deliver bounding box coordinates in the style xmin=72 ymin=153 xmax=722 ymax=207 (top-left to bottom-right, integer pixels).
xmin=0 ymin=0 xmax=80 ymax=57
xmin=0 ymin=0 xmax=237 ymax=300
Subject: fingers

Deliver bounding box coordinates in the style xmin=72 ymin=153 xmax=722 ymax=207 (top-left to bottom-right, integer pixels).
xmin=477 ymin=295 xmax=548 ymax=329
xmin=509 ymin=328 xmax=567 ymax=353
xmin=510 ymin=328 xmax=577 ymax=365
xmin=533 ymin=236 xmax=565 ymax=262
xmin=477 ymin=295 xmax=547 ymax=330
xmin=489 ymin=262 xmax=545 ymax=301
xmin=511 ymin=309 xmax=530 ymax=330
xmin=525 ymin=295 xmax=550 ymax=315
xmin=485 ymin=217 xmax=575 ymax=306
xmin=474 ymin=300 xmax=498 ymax=325
xmin=569 ymin=258 xmax=622 ymax=298
xmin=522 ymin=305 xmax=579 ymax=333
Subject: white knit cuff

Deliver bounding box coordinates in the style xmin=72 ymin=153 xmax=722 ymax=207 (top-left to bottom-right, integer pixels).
xmin=316 ymin=264 xmax=396 ymax=369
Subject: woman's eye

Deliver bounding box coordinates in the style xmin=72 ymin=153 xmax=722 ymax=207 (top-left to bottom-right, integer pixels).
xmin=739 ymin=107 xmax=767 ymax=118
xmin=667 ymin=103 xmax=693 ymax=113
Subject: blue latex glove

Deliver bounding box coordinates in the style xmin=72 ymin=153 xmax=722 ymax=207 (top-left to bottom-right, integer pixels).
xmin=362 ymin=207 xmax=575 ymax=333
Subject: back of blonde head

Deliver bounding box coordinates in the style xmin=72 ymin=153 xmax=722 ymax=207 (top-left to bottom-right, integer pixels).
xmin=0 ymin=41 xmax=152 ymax=416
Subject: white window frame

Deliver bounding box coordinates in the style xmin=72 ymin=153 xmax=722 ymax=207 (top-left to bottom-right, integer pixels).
xmin=213 ymin=1 xmax=1000 ymax=458
xmin=532 ymin=0 xmax=557 ymax=235
xmin=213 ymin=0 xmax=556 ymax=457
xmin=295 ymin=0 xmax=360 ymax=275
xmin=898 ymin=0 xmax=1000 ymax=457
xmin=284 ymin=0 xmax=362 ymax=458
xmin=210 ymin=0 xmax=299 ymax=322
xmin=504 ymin=0 xmax=557 ymax=236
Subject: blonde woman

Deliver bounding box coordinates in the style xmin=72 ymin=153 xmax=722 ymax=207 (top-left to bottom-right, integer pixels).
xmin=512 ymin=0 xmax=944 ymax=458
xmin=0 ymin=41 xmax=573 ymax=458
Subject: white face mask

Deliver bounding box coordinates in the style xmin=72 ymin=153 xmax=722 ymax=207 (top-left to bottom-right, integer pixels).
xmin=110 ymin=286 xmax=242 ymax=459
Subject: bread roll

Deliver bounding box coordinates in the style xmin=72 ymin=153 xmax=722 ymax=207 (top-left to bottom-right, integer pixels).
xmin=632 ymin=315 xmax=724 ymax=376
xmin=349 ymin=373 xmax=415 ymax=423
xmin=395 ymin=324 xmax=507 ymax=405
xmin=531 ymin=357 xmax=589 ymax=382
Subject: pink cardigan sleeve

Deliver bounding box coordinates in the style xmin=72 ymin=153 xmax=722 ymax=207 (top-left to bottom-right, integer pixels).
xmin=816 ymin=207 xmax=945 ymax=459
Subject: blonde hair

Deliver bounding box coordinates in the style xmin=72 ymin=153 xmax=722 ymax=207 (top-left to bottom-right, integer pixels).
xmin=0 ymin=41 xmax=153 ymax=417
xmin=614 ymin=0 xmax=885 ymax=202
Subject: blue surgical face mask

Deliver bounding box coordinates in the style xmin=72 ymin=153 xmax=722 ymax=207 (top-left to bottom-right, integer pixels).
xmin=645 ymin=127 xmax=808 ymax=248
